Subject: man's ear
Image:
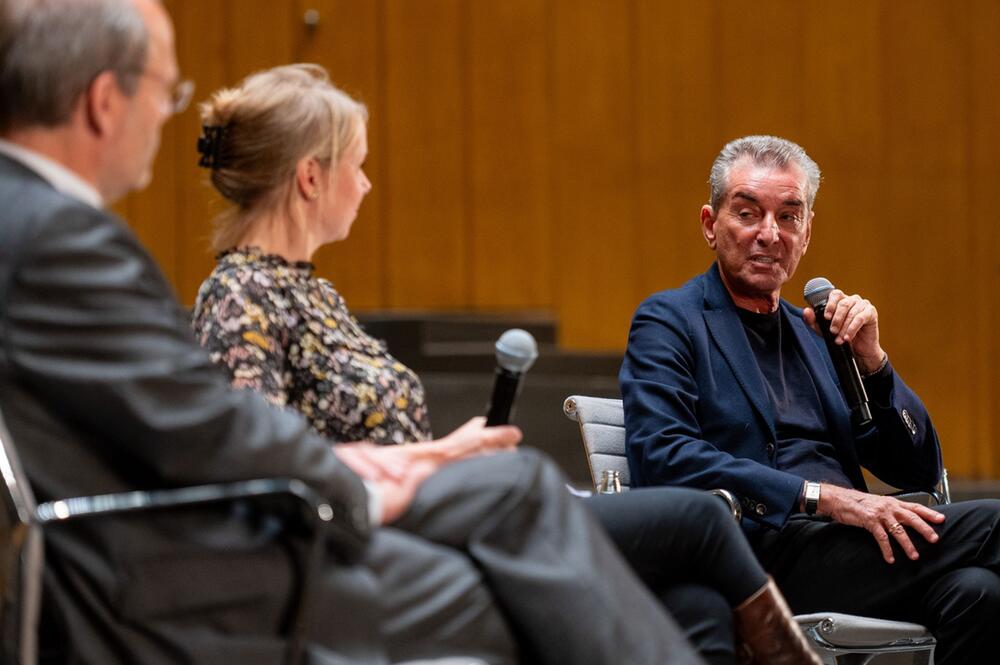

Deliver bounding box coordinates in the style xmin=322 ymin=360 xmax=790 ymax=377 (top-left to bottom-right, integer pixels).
xmin=83 ymin=71 xmax=122 ymax=138
xmin=700 ymin=204 xmax=718 ymax=249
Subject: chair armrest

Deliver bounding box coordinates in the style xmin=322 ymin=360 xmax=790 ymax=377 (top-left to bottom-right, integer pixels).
xmin=35 ymin=478 xmax=333 ymax=665
xmin=35 ymin=478 xmax=333 ymax=525
xmin=795 ymin=612 xmax=934 ymax=650
xmin=34 ymin=477 xmax=332 ymax=526
xmin=708 ymin=489 xmax=742 ymax=522
xmin=887 ymin=468 xmax=951 ymax=507
xmin=887 ymin=489 xmax=946 ymax=507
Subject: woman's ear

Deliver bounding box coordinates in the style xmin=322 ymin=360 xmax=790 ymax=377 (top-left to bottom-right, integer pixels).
xmin=294 ymin=156 xmax=321 ymax=200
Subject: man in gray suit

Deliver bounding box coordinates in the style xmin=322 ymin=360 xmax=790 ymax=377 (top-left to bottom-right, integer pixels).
xmin=0 ymin=1 xmax=704 ymax=663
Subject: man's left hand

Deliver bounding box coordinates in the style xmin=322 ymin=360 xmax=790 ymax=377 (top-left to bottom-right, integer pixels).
xmin=803 ymin=289 xmax=886 ymax=374
xmin=818 ymin=484 xmax=945 ymax=564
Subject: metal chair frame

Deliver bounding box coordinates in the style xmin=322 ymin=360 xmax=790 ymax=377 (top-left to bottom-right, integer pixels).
xmin=0 ymin=410 xmax=332 ymax=665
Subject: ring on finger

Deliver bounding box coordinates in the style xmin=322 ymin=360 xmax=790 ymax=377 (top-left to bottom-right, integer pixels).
xmin=888 ymin=522 xmax=905 ymax=534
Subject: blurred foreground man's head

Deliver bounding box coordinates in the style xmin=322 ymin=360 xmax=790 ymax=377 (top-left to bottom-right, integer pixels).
xmin=0 ymin=0 xmax=184 ymax=203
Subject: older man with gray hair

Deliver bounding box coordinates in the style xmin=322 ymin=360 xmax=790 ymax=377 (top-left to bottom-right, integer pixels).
xmin=621 ymin=134 xmax=1000 ymax=664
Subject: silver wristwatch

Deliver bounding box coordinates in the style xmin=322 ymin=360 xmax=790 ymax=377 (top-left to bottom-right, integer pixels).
xmin=804 ymin=481 xmax=821 ymax=515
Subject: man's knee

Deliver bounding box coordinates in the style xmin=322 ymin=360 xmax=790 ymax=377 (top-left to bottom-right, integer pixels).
xmin=446 ymin=447 xmax=567 ymax=503
xmin=685 ymin=488 xmax=738 ymax=526
xmin=397 ymin=448 xmax=570 ymax=542
xmin=924 ymin=567 xmax=1000 ymax=627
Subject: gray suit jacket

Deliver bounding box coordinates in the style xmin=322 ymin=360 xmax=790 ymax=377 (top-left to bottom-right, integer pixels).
xmin=0 ymin=153 xmax=371 ymax=663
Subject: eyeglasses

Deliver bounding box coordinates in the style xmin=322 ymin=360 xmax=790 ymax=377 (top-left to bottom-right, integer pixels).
xmin=147 ymin=73 xmax=194 ymax=115
xmin=167 ymin=78 xmax=195 ymax=115
xmin=123 ymin=69 xmax=195 ymax=115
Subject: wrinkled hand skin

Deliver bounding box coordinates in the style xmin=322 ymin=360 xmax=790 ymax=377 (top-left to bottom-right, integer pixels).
xmin=335 ymin=417 xmax=522 ymax=524
xmin=818 ymin=484 xmax=945 ymax=564
xmin=803 ymin=289 xmax=885 ymax=374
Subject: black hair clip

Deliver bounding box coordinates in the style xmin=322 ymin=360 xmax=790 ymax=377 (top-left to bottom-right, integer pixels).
xmin=197 ymin=125 xmax=230 ymax=169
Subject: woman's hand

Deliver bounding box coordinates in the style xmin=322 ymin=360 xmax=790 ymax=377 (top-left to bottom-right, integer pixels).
xmin=419 ymin=416 xmax=522 ymax=463
xmin=333 ymin=417 xmax=521 ymax=523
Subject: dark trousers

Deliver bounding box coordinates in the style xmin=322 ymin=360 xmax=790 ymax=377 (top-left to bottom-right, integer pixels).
xmin=306 ymin=449 xmax=706 ymax=665
xmin=751 ymin=499 xmax=1000 ymax=665
xmin=586 ymin=488 xmax=768 ymax=665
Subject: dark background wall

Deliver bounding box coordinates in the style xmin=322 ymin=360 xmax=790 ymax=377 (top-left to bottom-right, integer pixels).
xmin=117 ymin=0 xmax=1000 ymax=480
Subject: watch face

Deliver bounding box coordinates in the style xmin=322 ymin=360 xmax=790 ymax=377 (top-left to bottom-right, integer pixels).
xmin=805 ymin=483 xmax=821 ymax=514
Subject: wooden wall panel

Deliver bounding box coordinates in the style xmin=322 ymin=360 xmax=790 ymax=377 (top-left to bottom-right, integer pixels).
xmin=550 ymin=0 xmax=636 ymax=348
xmin=122 ymin=0 xmax=181 ymax=287
xmin=383 ymin=0 xmax=467 ymax=308
xmin=969 ymin=0 xmax=1000 ymax=477
xmin=467 ymin=1 xmax=552 ymax=309
xmin=798 ymin=0 xmax=883 ymax=301
xmin=712 ymin=1 xmax=807 ymax=141
xmin=295 ymin=0 xmax=384 ymax=309
xmin=633 ymin=0 xmax=719 ymax=299
xmin=879 ymin=2 xmax=974 ymax=475
xmin=120 ymin=0 xmax=998 ymax=478
xmin=226 ymin=0 xmax=295 ymax=82
xmin=172 ymin=0 xmax=228 ymax=303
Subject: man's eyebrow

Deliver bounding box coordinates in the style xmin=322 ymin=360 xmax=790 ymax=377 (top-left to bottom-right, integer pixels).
xmin=731 ymin=192 xmax=804 ymax=208
xmin=732 ymin=192 xmax=759 ymax=205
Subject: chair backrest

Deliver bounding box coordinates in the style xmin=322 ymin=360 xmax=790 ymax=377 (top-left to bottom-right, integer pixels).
xmin=0 ymin=409 xmax=42 ymax=665
xmin=563 ymin=396 xmax=629 ymax=490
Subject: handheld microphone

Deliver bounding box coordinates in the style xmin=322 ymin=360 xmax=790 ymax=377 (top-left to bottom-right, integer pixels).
xmin=485 ymin=329 xmax=538 ymax=426
xmin=803 ymin=277 xmax=872 ymax=427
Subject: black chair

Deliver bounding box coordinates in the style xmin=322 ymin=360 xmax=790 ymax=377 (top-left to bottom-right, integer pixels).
xmin=0 ymin=408 xmax=333 ymax=665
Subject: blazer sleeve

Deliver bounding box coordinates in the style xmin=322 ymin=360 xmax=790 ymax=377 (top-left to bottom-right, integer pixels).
xmin=853 ymin=361 xmax=943 ymax=490
xmin=620 ymin=296 xmax=805 ymax=530
xmin=1 ymin=203 xmax=372 ymax=546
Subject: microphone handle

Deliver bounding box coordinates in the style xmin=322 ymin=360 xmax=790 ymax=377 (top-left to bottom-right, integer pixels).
xmin=485 ymin=367 xmax=522 ymax=426
xmin=813 ymin=303 xmax=873 ymax=427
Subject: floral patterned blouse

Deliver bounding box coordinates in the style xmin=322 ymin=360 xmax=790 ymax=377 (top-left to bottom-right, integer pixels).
xmin=191 ymin=248 xmax=432 ymax=444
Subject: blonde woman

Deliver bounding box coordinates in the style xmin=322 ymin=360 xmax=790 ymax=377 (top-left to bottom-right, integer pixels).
xmin=192 ymin=64 xmax=822 ymax=665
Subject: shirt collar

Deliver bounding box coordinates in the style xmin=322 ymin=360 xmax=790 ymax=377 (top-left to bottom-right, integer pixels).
xmin=0 ymin=138 xmax=104 ymax=209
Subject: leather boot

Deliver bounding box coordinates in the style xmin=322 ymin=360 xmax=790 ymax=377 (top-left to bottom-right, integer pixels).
xmin=734 ymin=577 xmax=823 ymax=665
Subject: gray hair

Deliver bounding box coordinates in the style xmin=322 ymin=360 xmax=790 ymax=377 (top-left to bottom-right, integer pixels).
xmin=0 ymin=0 xmax=149 ymax=132
xmin=708 ymin=135 xmax=821 ymax=212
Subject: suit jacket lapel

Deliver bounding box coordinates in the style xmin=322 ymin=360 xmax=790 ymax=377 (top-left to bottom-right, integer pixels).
xmin=701 ymin=264 xmax=777 ymax=438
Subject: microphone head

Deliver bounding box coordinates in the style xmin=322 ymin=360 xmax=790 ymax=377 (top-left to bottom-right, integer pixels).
xmin=803 ymin=276 xmax=835 ymax=308
xmin=495 ymin=328 xmax=538 ymax=373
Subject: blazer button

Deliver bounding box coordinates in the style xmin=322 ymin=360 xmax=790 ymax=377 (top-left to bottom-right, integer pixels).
xmin=765 ymin=442 xmax=776 ymax=458
xmin=755 ymin=503 xmax=767 ymax=516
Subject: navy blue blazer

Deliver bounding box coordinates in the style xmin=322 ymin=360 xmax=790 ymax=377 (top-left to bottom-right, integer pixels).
xmin=620 ymin=263 xmax=942 ymax=532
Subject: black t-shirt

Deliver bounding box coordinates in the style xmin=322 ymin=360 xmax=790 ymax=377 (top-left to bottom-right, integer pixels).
xmin=737 ymin=308 xmax=853 ymax=487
